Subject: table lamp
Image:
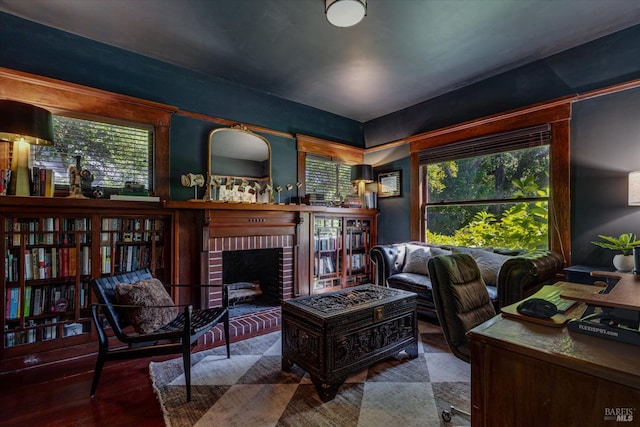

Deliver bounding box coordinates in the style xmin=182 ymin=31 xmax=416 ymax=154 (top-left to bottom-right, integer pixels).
xmin=351 ymin=164 xmax=374 ymax=208
xmin=0 ymin=100 xmax=54 ymax=196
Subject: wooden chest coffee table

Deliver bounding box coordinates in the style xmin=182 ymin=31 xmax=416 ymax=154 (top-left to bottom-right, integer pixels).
xmin=281 ymin=284 xmax=418 ymax=401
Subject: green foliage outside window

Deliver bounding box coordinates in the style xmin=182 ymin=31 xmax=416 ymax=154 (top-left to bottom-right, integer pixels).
xmin=32 ymin=115 xmax=152 ymax=189
xmin=425 ymin=147 xmax=550 ymax=252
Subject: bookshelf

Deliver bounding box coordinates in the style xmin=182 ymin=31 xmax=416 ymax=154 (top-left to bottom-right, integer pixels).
xmin=345 ymin=218 xmax=372 ymax=286
xmin=313 ymin=216 xmax=343 ymax=292
xmin=0 ymin=197 xmax=171 ymax=364
xmin=311 ymin=211 xmax=377 ymax=294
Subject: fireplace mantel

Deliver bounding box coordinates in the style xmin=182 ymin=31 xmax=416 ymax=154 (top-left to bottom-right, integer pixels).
xmin=167 ymin=201 xmax=378 ymax=308
xmin=164 ymin=200 xmax=376 ymax=215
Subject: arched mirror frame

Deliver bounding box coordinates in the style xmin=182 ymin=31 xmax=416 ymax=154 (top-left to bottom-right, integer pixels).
xmin=204 ymin=124 xmax=272 ymax=203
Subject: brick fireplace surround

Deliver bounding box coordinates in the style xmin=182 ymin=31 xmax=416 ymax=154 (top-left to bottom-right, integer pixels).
xmin=196 ymin=208 xmax=300 ymax=347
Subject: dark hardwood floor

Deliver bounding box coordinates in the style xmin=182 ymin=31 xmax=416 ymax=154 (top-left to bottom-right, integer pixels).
xmin=0 ymin=354 xmax=169 ymax=427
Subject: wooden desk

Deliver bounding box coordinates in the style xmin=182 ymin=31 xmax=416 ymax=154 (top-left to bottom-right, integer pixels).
xmin=468 ymin=313 xmax=640 ymax=426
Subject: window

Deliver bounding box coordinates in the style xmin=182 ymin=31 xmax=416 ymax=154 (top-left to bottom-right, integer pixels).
xmin=421 ymin=125 xmax=550 ymax=251
xmin=32 ymin=115 xmax=153 ymax=190
xmin=305 ymin=155 xmax=353 ymax=203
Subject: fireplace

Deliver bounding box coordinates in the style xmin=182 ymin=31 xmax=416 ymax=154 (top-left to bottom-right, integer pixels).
xmin=223 ymin=247 xmax=282 ymax=312
xmin=200 ymin=209 xmax=299 ymax=346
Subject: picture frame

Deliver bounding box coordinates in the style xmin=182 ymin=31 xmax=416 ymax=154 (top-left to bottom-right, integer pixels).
xmin=378 ymin=170 xmax=402 ymax=198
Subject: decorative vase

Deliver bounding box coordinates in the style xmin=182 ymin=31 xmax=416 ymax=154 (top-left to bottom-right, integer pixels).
xmin=612 ymin=254 xmax=634 ymax=272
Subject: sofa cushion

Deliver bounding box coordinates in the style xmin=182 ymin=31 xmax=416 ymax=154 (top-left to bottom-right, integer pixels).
xmin=451 ymin=247 xmax=512 ymax=286
xmin=115 ymin=278 xmax=178 ymax=334
xmin=402 ymin=245 xmax=432 ymax=275
xmin=402 ymin=245 xmax=452 ymax=275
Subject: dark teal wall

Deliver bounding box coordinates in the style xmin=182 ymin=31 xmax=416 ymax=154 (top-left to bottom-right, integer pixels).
xmin=571 ymin=86 xmax=640 ymax=267
xmin=374 ymin=157 xmax=411 ymax=244
xmin=370 ymin=24 xmax=640 ymax=256
xmin=365 ymin=24 xmax=640 ymax=147
xmin=0 ymin=12 xmax=361 ymax=201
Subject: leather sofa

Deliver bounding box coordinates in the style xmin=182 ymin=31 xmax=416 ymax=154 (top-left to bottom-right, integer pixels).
xmin=370 ymin=241 xmax=564 ymax=317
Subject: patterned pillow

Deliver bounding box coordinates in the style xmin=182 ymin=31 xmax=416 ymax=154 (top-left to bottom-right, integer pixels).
xmin=115 ymin=278 xmax=178 ymax=334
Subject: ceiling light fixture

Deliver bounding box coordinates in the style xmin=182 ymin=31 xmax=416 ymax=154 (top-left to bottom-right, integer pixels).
xmin=325 ymin=0 xmax=367 ymax=28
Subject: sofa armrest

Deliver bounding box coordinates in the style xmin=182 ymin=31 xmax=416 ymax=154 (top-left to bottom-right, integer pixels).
xmin=370 ymin=244 xmax=403 ymax=286
xmin=497 ymin=250 xmax=564 ymax=307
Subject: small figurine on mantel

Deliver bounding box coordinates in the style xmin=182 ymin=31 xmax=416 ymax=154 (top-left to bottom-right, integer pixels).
xmin=67 ymin=155 xmax=87 ymax=199
xmin=181 ymin=172 xmax=205 ymax=200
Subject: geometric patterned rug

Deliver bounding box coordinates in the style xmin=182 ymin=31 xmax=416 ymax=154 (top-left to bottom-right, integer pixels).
xmin=149 ymin=320 xmax=471 ymax=427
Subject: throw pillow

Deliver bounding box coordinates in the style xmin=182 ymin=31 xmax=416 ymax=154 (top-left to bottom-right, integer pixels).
xmin=451 ymin=247 xmax=512 ymax=286
xmin=402 ymin=244 xmax=433 ymax=275
xmin=115 ymin=278 xmax=178 ymax=334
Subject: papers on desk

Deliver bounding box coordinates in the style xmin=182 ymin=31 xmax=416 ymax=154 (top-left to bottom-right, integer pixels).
xmin=501 ymin=282 xmax=606 ymax=327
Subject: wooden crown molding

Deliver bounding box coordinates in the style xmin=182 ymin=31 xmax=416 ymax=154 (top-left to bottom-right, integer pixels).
xmin=296 ymin=134 xmax=365 ymax=165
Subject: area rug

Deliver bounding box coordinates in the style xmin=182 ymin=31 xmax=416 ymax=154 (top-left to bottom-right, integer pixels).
xmin=150 ymin=320 xmax=471 ymax=427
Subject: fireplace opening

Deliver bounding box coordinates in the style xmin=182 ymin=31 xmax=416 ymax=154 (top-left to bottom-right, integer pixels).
xmin=222 ymin=248 xmax=282 ymax=317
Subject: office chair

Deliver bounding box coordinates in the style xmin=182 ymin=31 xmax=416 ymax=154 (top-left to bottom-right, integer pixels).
xmin=427 ymin=253 xmax=497 ymax=422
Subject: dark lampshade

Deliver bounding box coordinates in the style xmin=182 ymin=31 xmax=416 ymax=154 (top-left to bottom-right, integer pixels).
xmin=351 ymin=164 xmax=373 ymax=183
xmin=0 ymin=99 xmax=54 ymax=146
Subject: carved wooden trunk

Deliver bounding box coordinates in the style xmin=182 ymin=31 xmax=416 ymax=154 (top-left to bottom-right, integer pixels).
xmin=281 ymin=284 xmax=418 ymax=401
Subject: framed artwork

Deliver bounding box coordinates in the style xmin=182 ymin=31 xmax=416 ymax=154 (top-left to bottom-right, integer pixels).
xmin=378 ymin=170 xmax=402 ymax=198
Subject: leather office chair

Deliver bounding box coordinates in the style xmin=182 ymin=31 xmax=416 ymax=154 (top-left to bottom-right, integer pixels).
xmin=90 ymin=269 xmax=230 ymax=402
xmin=427 ymin=253 xmax=497 ymax=422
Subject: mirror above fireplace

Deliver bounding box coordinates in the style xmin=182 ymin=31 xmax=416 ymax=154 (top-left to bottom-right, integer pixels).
xmin=205 ymin=124 xmax=272 ymax=202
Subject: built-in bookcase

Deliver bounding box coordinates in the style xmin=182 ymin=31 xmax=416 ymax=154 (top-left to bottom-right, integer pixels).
xmin=313 ymin=216 xmax=343 ymax=292
xmin=311 ymin=212 xmax=376 ymax=294
xmin=345 ymin=218 xmax=372 ymax=285
xmin=0 ymin=198 xmax=171 ymax=364
xmin=99 ymin=216 xmax=166 ymax=278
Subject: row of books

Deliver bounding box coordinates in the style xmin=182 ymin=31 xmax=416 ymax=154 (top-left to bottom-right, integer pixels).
xmin=5 ymin=246 xmax=91 ymax=282
xmin=100 ymin=218 xmax=164 ymax=243
xmin=4 ymin=317 xmax=66 ymax=347
xmin=315 ymin=255 xmax=339 ymax=276
xmin=100 ymin=244 xmax=163 ymax=274
xmin=5 ymin=283 xmax=88 ymax=320
xmin=314 ymin=235 xmax=339 ymax=251
xmin=31 ymin=167 xmax=55 ymax=197
xmin=5 ymin=217 xmax=91 ymax=246
xmin=349 ymin=253 xmax=367 ymax=271
xmin=346 ymin=232 xmax=368 ymax=249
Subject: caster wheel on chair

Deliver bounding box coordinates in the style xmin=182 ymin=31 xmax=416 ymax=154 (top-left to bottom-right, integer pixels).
xmin=442 ymin=410 xmax=452 ymax=422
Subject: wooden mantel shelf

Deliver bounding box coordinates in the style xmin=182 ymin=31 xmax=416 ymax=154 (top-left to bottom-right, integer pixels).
xmin=0 ymin=195 xmax=163 ymax=210
xmin=163 ymin=200 xmax=378 ymax=215
xmin=0 ymin=196 xmax=378 ymax=216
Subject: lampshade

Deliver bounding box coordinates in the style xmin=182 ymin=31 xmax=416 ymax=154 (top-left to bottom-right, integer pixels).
xmin=629 ymin=171 xmax=640 ymax=206
xmin=0 ymin=100 xmax=54 ymax=196
xmin=0 ymin=100 xmax=54 ymax=146
xmin=325 ymin=0 xmax=366 ymax=28
xmin=351 ymin=164 xmax=373 ymax=183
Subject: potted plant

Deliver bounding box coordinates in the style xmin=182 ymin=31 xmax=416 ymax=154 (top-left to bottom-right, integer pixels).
xmin=590 ymin=233 xmax=640 ymax=271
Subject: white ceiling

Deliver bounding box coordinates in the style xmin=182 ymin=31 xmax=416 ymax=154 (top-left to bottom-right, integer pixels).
xmin=1 ymin=0 xmax=640 ymax=122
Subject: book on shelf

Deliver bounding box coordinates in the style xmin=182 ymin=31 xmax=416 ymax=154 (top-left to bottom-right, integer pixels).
xmin=7 ymin=287 xmax=20 ymax=319
xmin=110 ymin=194 xmax=160 ymax=202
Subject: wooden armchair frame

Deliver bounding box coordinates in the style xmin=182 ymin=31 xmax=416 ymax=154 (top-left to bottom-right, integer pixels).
xmin=90 ymin=269 xmax=230 ymax=402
